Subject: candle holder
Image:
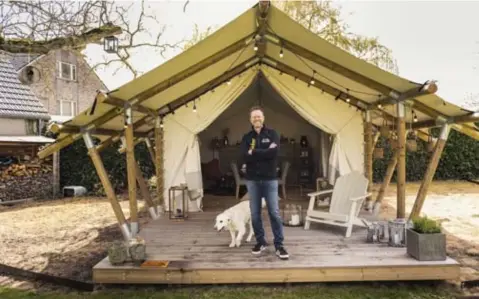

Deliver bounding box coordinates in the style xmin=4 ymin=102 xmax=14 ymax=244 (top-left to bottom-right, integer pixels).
xmin=366 ymin=221 xmax=388 ymax=243
xmin=168 ymin=185 xmax=189 ymax=220
xmin=281 ymin=203 xmax=304 ymax=227
xmin=388 ymin=218 xmax=413 ymax=247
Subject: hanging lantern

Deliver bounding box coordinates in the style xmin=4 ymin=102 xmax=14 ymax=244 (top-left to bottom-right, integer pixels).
xmin=380 ymin=119 xmax=391 ymax=138
xmin=406 ymin=132 xmax=418 ymax=152
xmin=104 ymin=36 xmax=119 ymax=53
xmin=390 ymin=133 xmax=398 ymax=149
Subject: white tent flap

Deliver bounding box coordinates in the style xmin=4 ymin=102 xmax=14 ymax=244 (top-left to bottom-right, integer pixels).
xmin=261 ymin=65 xmax=364 ymax=184
xmin=163 ymin=68 xmax=257 ymax=211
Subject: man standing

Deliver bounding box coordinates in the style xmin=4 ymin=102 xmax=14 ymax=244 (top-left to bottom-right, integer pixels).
xmin=240 ymin=106 xmax=289 ymax=260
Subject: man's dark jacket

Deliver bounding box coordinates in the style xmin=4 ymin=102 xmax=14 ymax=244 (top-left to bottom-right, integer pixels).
xmin=239 ymin=125 xmax=279 ymax=181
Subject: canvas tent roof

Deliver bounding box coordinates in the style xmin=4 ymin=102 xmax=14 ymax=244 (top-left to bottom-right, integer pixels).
xmin=39 ymin=1 xmax=479 ymax=160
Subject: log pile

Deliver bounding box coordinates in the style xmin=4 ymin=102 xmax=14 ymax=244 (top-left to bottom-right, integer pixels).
xmin=0 ymin=163 xmax=53 ymax=181
xmin=0 ymin=158 xmax=53 ymax=202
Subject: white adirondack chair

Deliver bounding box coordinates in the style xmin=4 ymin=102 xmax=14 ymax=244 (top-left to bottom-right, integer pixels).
xmin=304 ymin=171 xmax=371 ymax=238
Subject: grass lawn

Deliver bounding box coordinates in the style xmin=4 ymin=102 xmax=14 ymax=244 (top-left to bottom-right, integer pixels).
xmin=0 ymin=283 xmax=460 ymax=299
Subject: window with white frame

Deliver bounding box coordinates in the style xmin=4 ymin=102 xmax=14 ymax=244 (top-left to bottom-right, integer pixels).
xmin=56 ymin=100 xmax=77 ymax=116
xmin=58 ymin=61 xmax=77 ymax=81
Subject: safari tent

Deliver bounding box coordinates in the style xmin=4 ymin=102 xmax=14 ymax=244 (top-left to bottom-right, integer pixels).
xmin=39 ymin=1 xmax=478 ymax=284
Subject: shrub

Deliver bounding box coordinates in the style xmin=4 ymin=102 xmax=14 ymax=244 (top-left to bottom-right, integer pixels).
xmin=411 ymin=216 xmax=442 ymax=234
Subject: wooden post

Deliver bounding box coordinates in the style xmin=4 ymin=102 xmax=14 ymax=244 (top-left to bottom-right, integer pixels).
xmin=409 ymin=124 xmax=450 ymax=219
xmin=373 ymin=150 xmax=399 ymax=216
xmin=155 ymin=116 xmax=165 ymax=214
xmin=144 ymin=138 xmax=156 ymax=161
xmin=83 ymin=132 xmax=131 ymax=241
xmin=363 ymin=111 xmax=374 ymax=210
xmin=125 ymin=106 xmax=139 ymax=236
xmin=396 ymin=102 xmax=407 ymax=218
xmin=134 ymin=163 xmax=159 ymax=220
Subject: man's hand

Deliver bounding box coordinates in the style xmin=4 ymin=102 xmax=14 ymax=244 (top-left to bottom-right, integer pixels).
xmin=248 ymin=149 xmax=253 ymax=155
xmin=269 ymin=142 xmax=277 ymax=149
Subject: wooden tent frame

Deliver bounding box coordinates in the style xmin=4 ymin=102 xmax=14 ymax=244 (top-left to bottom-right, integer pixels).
xmin=38 ymin=0 xmax=479 ymax=241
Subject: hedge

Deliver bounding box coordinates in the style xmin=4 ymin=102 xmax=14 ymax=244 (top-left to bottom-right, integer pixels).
xmin=59 ymin=129 xmax=479 ymax=195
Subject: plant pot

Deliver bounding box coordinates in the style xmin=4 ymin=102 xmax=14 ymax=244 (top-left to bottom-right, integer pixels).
xmin=373 ymin=148 xmax=384 ymax=159
xmin=406 ymin=139 xmax=417 ymax=152
xmin=406 ymin=228 xmax=447 ymax=261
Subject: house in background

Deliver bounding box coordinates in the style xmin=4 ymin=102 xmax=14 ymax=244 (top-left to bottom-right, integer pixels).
xmin=0 ymin=52 xmax=55 ymax=202
xmin=7 ymin=49 xmax=108 ymax=197
xmin=9 ymin=49 xmax=108 ymax=121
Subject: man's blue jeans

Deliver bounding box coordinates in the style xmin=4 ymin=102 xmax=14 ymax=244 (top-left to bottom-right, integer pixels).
xmin=246 ymin=179 xmax=284 ymax=249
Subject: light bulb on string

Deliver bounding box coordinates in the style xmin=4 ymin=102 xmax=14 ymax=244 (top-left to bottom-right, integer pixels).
xmin=193 ymin=100 xmax=197 ymax=113
xmin=309 ymin=70 xmax=316 ymax=85
xmin=254 ymin=43 xmax=258 ymax=51
xmin=345 ymin=89 xmax=351 ymax=102
xmin=226 ymin=79 xmax=231 ymax=86
xmin=412 ymin=110 xmax=418 ymax=122
xmin=160 ymin=117 xmax=164 ymax=128
xmin=377 ymin=104 xmax=382 ymax=109
xmin=279 ymin=48 xmax=284 ymax=58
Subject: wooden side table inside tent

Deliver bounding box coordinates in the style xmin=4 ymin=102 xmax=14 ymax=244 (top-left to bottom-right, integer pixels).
xmin=168 ymin=185 xmax=189 ymax=220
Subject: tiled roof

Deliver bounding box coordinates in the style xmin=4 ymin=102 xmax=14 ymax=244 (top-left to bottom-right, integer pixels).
xmin=0 ymin=53 xmax=50 ymax=120
xmin=8 ymin=53 xmax=43 ymax=71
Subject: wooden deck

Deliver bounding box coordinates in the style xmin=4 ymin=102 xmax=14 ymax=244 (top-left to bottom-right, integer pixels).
xmin=93 ymin=210 xmax=460 ymax=284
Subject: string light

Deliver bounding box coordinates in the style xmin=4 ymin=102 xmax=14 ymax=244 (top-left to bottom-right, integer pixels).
xmin=226 ymin=79 xmax=231 ymax=85
xmin=309 ymin=70 xmax=316 ymax=85
xmin=279 ymin=47 xmax=284 ymax=58
xmin=345 ymin=89 xmax=351 ymax=102
xmin=254 ymin=42 xmax=258 ymax=51
xmin=412 ymin=110 xmax=418 ymax=122
xmin=193 ymin=100 xmax=197 ymax=113
xmin=160 ymin=117 xmax=164 ymax=128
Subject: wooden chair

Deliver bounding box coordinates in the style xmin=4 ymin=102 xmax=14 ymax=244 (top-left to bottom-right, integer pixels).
xmin=277 ymin=161 xmax=290 ymax=199
xmin=304 ymin=171 xmax=371 ymax=238
xmin=230 ymin=161 xmax=246 ymax=200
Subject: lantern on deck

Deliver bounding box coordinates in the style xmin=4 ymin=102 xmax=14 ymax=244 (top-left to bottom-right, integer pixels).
xmin=168 ymin=184 xmax=189 ymax=220
xmin=281 ymin=203 xmax=304 ymax=227
xmin=388 ymin=218 xmax=413 ymax=247
xmin=104 ymin=36 xmax=119 ymax=53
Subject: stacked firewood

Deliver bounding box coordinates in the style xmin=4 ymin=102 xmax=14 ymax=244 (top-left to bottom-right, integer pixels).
xmin=0 ymin=161 xmax=52 ymax=181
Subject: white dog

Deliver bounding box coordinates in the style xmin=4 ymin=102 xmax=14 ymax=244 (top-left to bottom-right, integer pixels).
xmin=214 ymin=197 xmax=266 ymax=248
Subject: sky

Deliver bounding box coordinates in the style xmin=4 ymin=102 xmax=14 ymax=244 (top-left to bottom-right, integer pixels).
xmin=84 ymin=0 xmax=479 ymax=108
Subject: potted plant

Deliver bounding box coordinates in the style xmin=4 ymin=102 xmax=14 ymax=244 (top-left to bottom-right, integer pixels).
xmin=406 ymin=216 xmax=446 ymax=261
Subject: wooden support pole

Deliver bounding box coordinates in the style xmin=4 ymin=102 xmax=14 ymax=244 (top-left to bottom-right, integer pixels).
xmin=119 ymin=137 xmax=158 ymax=220
xmin=155 ymin=117 xmax=165 ymax=214
xmin=364 ymin=111 xmax=374 ymax=209
xmin=144 ymin=138 xmax=156 ymax=161
xmin=373 ymin=149 xmax=399 ymax=216
xmin=409 ymin=124 xmax=450 ymax=219
xmin=124 ymin=107 xmax=139 ymax=236
xmin=396 ymin=102 xmax=407 ymax=218
xmin=134 ymin=163 xmax=159 ymax=220
xmin=83 ymin=132 xmax=131 ymax=241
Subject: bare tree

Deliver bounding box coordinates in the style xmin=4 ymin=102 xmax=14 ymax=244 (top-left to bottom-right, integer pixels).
xmin=0 ymin=0 xmax=182 ymax=78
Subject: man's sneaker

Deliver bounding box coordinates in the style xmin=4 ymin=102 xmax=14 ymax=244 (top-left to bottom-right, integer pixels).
xmin=275 ymin=246 xmax=289 ymax=260
xmin=252 ymin=243 xmax=267 ymax=255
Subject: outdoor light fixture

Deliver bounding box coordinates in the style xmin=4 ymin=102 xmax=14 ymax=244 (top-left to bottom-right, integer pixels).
xmin=309 ymin=71 xmax=315 ymax=85
xmin=104 ymin=36 xmax=119 ymax=53
xmin=227 ymin=79 xmax=231 ymax=85
xmin=279 ymin=48 xmax=284 ymax=58
xmin=254 ymin=43 xmax=258 ymax=51
xmin=193 ymin=100 xmax=197 ymax=113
